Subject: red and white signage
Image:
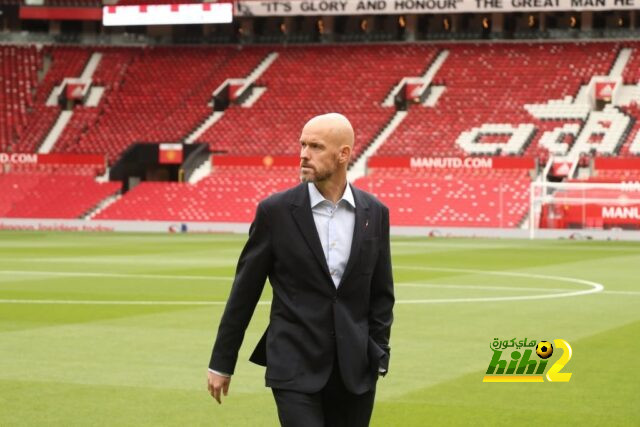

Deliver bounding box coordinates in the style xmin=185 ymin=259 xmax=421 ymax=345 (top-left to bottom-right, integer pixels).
xmin=159 ymin=144 xmax=183 ymax=164
xmin=0 ymin=153 xmax=104 ymax=165
xmin=103 ymin=3 xmax=233 ymax=26
xmin=541 ymin=202 xmax=640 ymax=229
xmin=368 ymin=156 xmax=535 ymax=170
xmin=235 ymin=0 xmax=639 ymax=17
xmin=595 ymin=81 xmax=616 ymax=101
xmin=405 ymin=83 xmax=422 ymax=100
xmin=66 ymin=83 xmax=87 ymax=101
xmin=602 ymin=206 xmax=640 ymax=220
xmin=551 ymin=160 xmax=574 ymax=178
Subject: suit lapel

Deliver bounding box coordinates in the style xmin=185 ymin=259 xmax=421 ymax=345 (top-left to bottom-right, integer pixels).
xmin=290 ymin=184 xmax=333 ymax=283
xmin=338 ymin=185 xmax=369 ymax=288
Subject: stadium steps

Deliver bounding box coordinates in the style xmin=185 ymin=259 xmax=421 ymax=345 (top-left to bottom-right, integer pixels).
xmin=37 ymin=110 xmax=72 ymax=153
xmin=423 ymin=85 xmax=446 ymax=107
xmin=228 ymin=52 xmax=279 ymax=108
xmin=188 ymin=155 xmax=212 ymax=184
xmin=83 ymin=192 xmax=122 ymax=220
xmin=37 ymin=50 xmax=51 ymax=84
xmin=184 ymin=52 xmax=277 ymax=144
xmin=382 ymin=49 xmax=449 ymax=107
xmin=44 ymin=51 xmax=100 ymax=107
xmin=185 ymin=112 xmax=224 ymax=144
xmin=79 ymin=52 xmax=102 ymax=80
xmin=422 ymin=50 xmax=449 ymax=84
xmin=241 ymin=86 xmax=267 ymax=108
xmin=348 ymin=111 xmax=408 ymax=182
xmin=95 ymin=167 xmax=110 ymax=183
xmin=244 ymin=52 xmax=279 ymax=86
xmin=609 ymin=48 xmax=633 ymax=77
xmin=85 ymin=86 xmax=105 ymax=107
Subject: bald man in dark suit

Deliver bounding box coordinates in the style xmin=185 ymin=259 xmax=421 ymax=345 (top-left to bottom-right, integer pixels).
xmin=207 ymin=113 xmax=394 ymax=426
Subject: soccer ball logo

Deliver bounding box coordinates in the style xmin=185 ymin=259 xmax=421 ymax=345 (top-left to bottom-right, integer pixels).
xmin=536 ymin=341 xmax=554 ymax=359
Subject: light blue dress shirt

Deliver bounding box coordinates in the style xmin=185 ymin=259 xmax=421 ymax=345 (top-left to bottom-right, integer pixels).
xmin=307 ymin=183 xmax=356 ymax=288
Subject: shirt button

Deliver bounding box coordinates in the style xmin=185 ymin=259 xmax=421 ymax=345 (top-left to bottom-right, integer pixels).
xmin=330 ymin=270 xmax=336 ymax=275
xmin=330 ymin=242 xmax=336 ymax=248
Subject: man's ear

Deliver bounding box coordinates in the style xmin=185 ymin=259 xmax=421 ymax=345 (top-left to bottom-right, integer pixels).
xmin=339 ymin=145 xmax=352 ymax=164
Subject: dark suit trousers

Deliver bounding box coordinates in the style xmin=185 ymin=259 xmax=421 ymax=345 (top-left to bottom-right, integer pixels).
xmin=271 ymin=358 xmax=376 ymax=427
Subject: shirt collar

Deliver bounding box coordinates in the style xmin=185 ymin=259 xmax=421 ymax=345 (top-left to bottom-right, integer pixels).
xmin=308 ymin=182 xmax=356 ymax=209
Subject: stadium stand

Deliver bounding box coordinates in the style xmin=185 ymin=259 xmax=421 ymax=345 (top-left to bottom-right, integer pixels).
xmin=0 ymin=45 xmax=39 ymax=153
xmin=2 ymin=41 xmax=640 ymax=227
xmin=7 ymin=43 xmax=640 ymax=159
xmin=53 ymin=47 xmax=133 ymax=155
xmin=62 ymin=46 xmax=267 ymax=161
xmin=17 ymin=46 xmax=91 ymax=153
xmin=622 ymin=44 xmax=640 ymax=84
xmin=617 ymin=104 xmax=640 ymax=158
xmin=377 ymin=42 xmax=623 ymax=159
xmin=0 ymin=172 xmax=119 ymax=219
xmin=355 ymin=168 xmax=532 ymax=227
xmin=95 ymin=166 xmax=298 ymax=222
xmin=592 ymin=159 xmax=640 ymax=181
xmin=196 ymin=45 xmax=440 ymax=160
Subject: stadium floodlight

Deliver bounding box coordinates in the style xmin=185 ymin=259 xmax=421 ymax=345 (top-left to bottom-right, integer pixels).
xmin=103 ymin=3 xmax=233 ymax=27
xmin=529 ymin=180 xmax=640 ymax=239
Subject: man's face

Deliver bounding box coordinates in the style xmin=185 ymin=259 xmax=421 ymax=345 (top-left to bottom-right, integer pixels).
xmin=299 ymin=125 xmax=340 ymax=184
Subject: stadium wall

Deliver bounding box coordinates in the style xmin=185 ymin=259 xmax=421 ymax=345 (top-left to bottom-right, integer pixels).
xmin=2 ymin=218 xmax=640 ymax=241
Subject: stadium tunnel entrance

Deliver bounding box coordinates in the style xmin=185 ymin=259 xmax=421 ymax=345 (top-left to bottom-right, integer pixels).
xmin=109 ymin=143 xmax=209 ymax=193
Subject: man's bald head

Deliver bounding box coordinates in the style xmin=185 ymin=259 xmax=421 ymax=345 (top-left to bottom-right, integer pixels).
xmin=302 ymin=113 xmax=354 ymax=150
xmin=299 ymin=113 xmax=354 ymax=186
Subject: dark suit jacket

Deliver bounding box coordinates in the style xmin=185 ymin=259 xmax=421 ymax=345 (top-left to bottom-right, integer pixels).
xmin=209 ymin=182 xmax=394 ymax=394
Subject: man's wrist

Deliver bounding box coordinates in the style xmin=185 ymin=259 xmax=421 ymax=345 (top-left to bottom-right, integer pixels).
xmin=208 ymin=368 xmax=231 ymax=377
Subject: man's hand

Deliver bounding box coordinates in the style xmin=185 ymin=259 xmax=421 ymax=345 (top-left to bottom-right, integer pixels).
xmin=207 ymin=371 xmax=231 ymax=404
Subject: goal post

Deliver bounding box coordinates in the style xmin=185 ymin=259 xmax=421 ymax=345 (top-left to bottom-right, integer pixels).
xmin=529 ymin=180 xmax=640 ymax=239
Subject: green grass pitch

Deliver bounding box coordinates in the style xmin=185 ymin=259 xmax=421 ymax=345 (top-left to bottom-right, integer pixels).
xmin=0 ymin=231 xmax=638 ymax=426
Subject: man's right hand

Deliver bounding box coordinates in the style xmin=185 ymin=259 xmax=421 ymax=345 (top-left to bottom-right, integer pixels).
xmin=207 ymin=371 xmax=231 ymax=404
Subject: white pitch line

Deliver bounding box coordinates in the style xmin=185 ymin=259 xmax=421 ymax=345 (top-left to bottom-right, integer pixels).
xmin=394 ymin=265 xmax=604 ymax=302
xmin=0 ymin=271 xmax=583 ymax=295
xmin=0 ymin=266 xmax=614 ymax=305
xmin=601 ymin=290 xmax=640 ymax=296
xmin=398 ymin=282 xmax=573 ymax=293
xmin=0 ymin=289 xmax=635 ymax=306
xmin=0 ymin=299 xmax=229 ymax=306
xmin=0 ymin=299 xmax=271 ymax=306
xmin=0 ymin=270 xmax=232 ymax=281
xmin=390 ymin=241 xmax=640 ymax=252
xmin=0 ymin=256 xmax=237 ymax=266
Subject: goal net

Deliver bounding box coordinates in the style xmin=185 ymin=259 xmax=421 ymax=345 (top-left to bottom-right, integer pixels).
xmin=529 ymin=180 xmax=640 ymax=238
